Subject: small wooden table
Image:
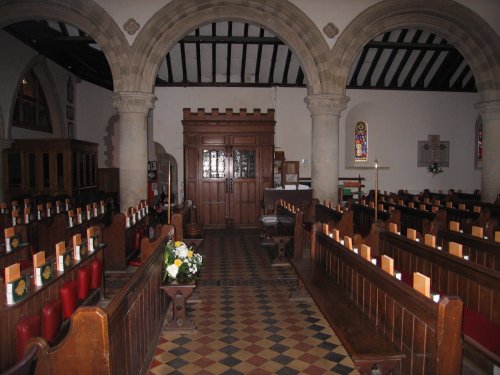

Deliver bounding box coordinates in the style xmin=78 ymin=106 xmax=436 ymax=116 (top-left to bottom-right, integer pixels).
xmin=260 ymin=215 xmax=294 ymax=267
xmin=161 ymin=281 xmax=197 ymax=333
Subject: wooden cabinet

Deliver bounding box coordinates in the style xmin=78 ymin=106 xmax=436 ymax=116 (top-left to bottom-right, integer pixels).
xmin=183 ymin=108 xmax=275 ymax=228
xmin=3 ymin=139 xmax=98 ymax=199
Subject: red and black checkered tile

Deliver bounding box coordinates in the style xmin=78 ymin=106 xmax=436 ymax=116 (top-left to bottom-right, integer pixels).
xmin=148 ymin=228 xmax=357 ymax=374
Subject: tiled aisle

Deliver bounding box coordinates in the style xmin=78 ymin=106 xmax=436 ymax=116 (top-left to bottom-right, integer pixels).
xmin=148 ymin=228 xmax=357 ymax=375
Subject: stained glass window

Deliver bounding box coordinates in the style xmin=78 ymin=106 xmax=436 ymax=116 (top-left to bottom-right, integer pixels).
xmin=202 ymin=149 xmax=225 ymax=178
xmin=233 ymin=149 xmax=256 ymax=179
xmin=354 ymin=121 xmax=368 ymax=162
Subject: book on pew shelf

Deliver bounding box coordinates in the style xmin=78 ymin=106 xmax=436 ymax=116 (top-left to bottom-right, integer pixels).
xmin=6 ymin=275 xmax=29 ymax=305
xmin=35 ymin=262 xmax=53 ymax=286
xmin=449 ymin=221 xmax=460 ymax=232
xmin=495 ymin=231 xmax=500 ymax=243
xmin=407 ymin=228 xmax=417 ymax=241
xmin=56 ymin=242 xmax=72 ymax=271
xmin=413 ymin=272 xmax=431 ymax=298
xmin=471 ymin=226 xmax=483 ymax=238
xmin=4 ymin=263 xmax=21 ymax=283
xmin=424 ymin=234 xmax=436 ymax=248
xmin=33 ymin=250 xmax=45 ymax=286
xmin=360 ymin=244 xmax=371 ymax=261
xmin=57 ymin=251 xmax=73 ymax=272
xmin=381 ymin=255 xmax=394 ymax=275
xmin=449 ymin=242 xmax=463 ymax=258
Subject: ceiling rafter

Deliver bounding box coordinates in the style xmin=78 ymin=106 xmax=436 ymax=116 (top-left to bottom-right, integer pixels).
xmin=4 ymin=21 xmax=476 ymax=92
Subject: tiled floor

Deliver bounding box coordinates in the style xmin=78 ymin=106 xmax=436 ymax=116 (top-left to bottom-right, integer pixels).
xmin=148 ymin=228 xmax=358 ymax=375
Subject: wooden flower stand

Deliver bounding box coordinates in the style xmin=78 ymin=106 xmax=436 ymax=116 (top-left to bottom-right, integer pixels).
xmin=161 ymin=281 xmax=197 ymax=333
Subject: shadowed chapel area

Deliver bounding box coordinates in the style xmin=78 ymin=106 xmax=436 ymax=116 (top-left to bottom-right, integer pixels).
xmin=147 ymin=228 xmax=358 ymax=374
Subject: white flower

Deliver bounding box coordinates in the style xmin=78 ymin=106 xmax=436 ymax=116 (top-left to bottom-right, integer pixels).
xmin=175 ymin=244 xmax=189 ymax=258
xmin=166 ymin=264 xmax=179 ymax=278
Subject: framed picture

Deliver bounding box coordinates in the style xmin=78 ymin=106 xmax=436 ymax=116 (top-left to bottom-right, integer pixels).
xmin=66 ymin=105 xmax=74 ymax=121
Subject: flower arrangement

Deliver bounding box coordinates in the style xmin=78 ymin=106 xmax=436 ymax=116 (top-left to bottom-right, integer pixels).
xmin=427 ymin=162 xmax=443 ymax=176
xmin=162 ymin=240 xmax=203 ymax=284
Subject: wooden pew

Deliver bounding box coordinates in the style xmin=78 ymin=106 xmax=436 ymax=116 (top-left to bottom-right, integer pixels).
xmin=437 ymin=228 xmax=500 ymax=272
xmin=272 ymin=201 xmax=305 ymax=262
xmin=27 ymin=225 xmax=174 ymax=375
xmin=302 ymin=201 xmax=353 ymax=253
xmin=103 ymin=206 xmax=149 ymax=270
xmin=378 ymin=231 xmax=500 ymax=373
xmin=351 ymin=203 xmax=391 ymax=236
xmin=169 ymin=200 xmax=193 ymax=241
xmin=291 ymin=223 xmax=463 ymax=374
xmin=0 ymin=242 xmax=104 ymax=371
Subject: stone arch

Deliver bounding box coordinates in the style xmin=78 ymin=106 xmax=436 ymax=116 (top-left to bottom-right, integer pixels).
xmin=9 ymin=56 xmax=65 ymax=138
xmin=331 ymin=0 xmax=500 ymax=102
xmin=0 ymin=0 xmax=130 ymax=92
xmin=130 ymin=0 xmax=332 ymax=95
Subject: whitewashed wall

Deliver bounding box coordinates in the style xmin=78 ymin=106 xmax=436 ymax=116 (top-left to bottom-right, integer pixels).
xmin=153 ymin=85 xmax=481 ymax=201
xmin=75 ymin=81 xmax=115 ymax=168
xmin=341 ymin=90 xmax=481 ymax=194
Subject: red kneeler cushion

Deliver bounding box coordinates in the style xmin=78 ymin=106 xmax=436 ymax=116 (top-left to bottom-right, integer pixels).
xmin=77 ymin=265 xmax=91 ymax=300
xmin=90 ymin=259 xmax=103 ymax=289
xmin=16 ymin=315 xmax=40 ymax=361
xmin=60 ymin=280 xmax=77 ymax=320
xmin=463 ymin=308 xmax=500 ymax=358
xmin=41 ymin=299 xmax=62 ymax=343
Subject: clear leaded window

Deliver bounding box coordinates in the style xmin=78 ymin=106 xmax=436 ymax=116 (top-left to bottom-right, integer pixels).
xmin=13 ymin=70 xmax=52 ymax=133
xmin=354 ymin=121 xmax=367 ymax=162
xmin=233 ymin=149 xmax=256 ymax=179
xmin=202 ymin=149 xmax=225 ymax=178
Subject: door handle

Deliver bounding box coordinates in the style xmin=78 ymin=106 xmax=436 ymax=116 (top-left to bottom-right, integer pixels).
xmin=230 ymin=178 xmax=233 ymax=193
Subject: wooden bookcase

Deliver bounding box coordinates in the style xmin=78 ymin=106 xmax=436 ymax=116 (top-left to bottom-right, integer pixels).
xmin=3 ymin=139 xmax=98 ymax=199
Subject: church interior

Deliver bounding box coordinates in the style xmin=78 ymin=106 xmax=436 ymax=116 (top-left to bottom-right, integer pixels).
xmin=0 ymin=0 xmax=499 ymax=374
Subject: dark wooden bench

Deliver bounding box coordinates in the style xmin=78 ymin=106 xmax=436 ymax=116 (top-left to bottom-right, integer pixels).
xmin=0 ymin=241 xmax=104 ymax=371
xmin=379 ymin=230 xmax=500 ymax=374
xmin=103 ymin=204 xmax=150 ymax=270
xmin=291 ymin=223 xmax=463 ymax=374
xmin=27 ymin=224 xmax=174 ymax=375
xmin=437 ymin=228 xmax=500 ymax=271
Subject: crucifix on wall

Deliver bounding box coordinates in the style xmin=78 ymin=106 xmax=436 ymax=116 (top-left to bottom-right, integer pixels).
xmin=417 ymin=135 xmax=449 ymax=167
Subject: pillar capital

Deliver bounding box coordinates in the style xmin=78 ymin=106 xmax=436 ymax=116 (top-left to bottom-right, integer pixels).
xmin=304 ymin=94 xmax=349 ymax=116
xmin=112 ymin=91 xmax=156 ymax=114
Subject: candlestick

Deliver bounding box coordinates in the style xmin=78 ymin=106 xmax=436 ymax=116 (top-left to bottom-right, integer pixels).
xmin=167 ymin=161 xmax=171 ymax=224
xmin=374 ymin=158 xmax=378 ymax=222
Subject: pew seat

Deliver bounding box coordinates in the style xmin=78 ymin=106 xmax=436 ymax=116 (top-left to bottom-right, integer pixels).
xmin=291 ymin=258 xmax=404 ymax=374
xmin=462 ymin=308 xmax=500 ymax=365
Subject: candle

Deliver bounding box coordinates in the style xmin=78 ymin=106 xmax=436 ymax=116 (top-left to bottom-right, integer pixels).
xmin=374 ymin=158 xmax=378 ymax=222
xmin=167 ymin=160 xmax=171 ymax=224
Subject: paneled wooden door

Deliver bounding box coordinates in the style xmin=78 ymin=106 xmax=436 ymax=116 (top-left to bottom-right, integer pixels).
xmin=183 ymin=108 xmax=275 ymax=228
xmin=199 ymin=144 xmax=258 ymax=227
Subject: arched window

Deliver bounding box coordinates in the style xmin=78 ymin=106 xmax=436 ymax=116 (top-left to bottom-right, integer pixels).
xmin=13 ymin=70 xmax=52 ymax=133
xmin=354 ymin=121 xmax=368 ymax=162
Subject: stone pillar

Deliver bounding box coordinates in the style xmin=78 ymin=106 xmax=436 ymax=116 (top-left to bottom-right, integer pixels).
xmin=0 ymin=139 xmax=13 ymax=202
xmin=112 ymin=92 xmax=155 ymax=212
xmin=305 ymin=94 xmax=349 ymax=203
xmin=476 ymin=99 xmax=500 ymax=203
